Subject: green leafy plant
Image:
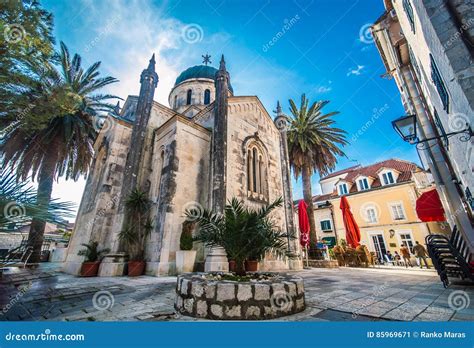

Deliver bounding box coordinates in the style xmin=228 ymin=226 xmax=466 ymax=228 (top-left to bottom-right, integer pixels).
xmin=186 ymin=197 xmax=293 ymax=276
xmin=119 ymin=188 xmax=153 ymax=261
xmin=180 ymin=221 xmax=194 ymax=251
xmin=77 ymin=241 xmax=110 ymax=262
xmin=0 ymin=168 xmax=75 ymax=231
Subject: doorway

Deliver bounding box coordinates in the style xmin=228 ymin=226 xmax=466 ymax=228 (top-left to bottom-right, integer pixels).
xmin=370 ymin=233 xmax=387 ymax=263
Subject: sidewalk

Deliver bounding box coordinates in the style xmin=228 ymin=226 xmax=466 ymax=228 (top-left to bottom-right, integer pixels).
xmin=0 ymin=264 xmax=472 ymax=322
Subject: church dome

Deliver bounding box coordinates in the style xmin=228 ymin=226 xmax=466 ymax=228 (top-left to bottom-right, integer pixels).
xmin=174 ymin=65 xmax=233 ymax=92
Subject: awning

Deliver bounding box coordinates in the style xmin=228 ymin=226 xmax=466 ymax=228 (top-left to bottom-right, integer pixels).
xmin=416 ymin=189 xmax=446 ymax=222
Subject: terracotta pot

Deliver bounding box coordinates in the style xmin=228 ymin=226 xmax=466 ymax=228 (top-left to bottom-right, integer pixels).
xmin=229 ymin=260 xmax=236 ymax=272
xmin=245 ymin=260 xmax=258 ymax=272
xmin=128 ymin=261 xmax=145 ymax=276
xmin=80 ymin=261 xmax=100 ymax=277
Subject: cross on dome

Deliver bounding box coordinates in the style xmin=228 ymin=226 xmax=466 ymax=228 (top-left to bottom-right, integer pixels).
xmin=202 ymin=53 xmax=211 ymax=65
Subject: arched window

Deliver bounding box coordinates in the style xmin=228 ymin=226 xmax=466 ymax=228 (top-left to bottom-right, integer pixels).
xmin=186 ymin=89 xmax=192 ymax=105
xmin=204 ymin=89 xmax=211 ymax=105
xmin=174 ymin=95 xmax=178 ymax=108
xmin=247 ymin=144 xmax=268 ymax=200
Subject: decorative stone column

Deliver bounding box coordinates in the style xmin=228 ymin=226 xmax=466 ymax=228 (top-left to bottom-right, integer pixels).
xmin=205 ymin=55 xmax=231 ymax=272
xmin=274 ymin=102 xmax=302 ymax=270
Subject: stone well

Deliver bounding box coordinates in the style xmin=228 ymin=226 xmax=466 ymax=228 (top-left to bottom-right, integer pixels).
xmin=174 ymin=273 xmax=305 ymax=320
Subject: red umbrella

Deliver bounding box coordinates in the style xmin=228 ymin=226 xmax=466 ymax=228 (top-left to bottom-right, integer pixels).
xmin=298 ymin=200 xmax=310 ymax=249
xmin=339 ymin=196 xmax=361 ymax=248
xmin=416 ymin=189 xmax=446 ymax=222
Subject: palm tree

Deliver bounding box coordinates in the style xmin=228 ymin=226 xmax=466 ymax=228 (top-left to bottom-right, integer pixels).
xmin=0 ymin=167 xmax=75 ymax=231
xmin=287 ymin=94 xmax=347 ymax=243
xmin=1 ymin=42 xmax=119 ymax=263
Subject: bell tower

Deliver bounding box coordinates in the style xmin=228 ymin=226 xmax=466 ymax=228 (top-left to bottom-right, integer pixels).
xmin=205 ymin=55 xmax=230 ymax=272
xmin=211 ymin=55 xmax=230 ymax=213
xmin=120 ymin=54 xmax=159 ymax=205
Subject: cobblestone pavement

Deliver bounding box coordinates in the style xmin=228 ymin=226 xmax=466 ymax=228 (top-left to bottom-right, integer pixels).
xmin=0 ymin=264 xmax=472 ymax=322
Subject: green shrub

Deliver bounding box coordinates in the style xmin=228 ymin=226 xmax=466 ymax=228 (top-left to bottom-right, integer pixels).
xmin=77 ymin=241 xmax=110 ymax=262
xmin=186 ymin=197 xmax=293 ymax=275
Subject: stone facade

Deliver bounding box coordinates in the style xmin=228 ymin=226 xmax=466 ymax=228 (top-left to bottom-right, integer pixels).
xmin=372 ymin=0 xmax=474 ymax=251
xmin=175 ymin=274 xmax=305 ymax=320
xmin=63 ymin=55 xmax=301 ymax=276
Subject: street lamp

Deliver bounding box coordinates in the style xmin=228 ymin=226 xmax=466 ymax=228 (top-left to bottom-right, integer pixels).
xmin=392 ymin=114 xmax=417 ymax=144
xmin=392 ymin=114 xmax=472 ymax=148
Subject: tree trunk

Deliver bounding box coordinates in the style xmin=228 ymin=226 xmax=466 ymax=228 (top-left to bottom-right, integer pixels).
xmin=23 ymin=152 xmax=57 ymax=265
xmin=301 ymin=164 xmax=317 ymax=246
xmin=235 ymin=259 xmax=246 ymax=276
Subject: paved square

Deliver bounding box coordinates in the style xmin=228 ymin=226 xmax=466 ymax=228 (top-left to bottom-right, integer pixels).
xmin=0 ymin=265 xmax=472 ymax=321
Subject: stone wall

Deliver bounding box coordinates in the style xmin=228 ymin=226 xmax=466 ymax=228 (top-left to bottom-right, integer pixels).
xmin=175 ymin=274 xmax=305 ymax=320
xmin=146 ymin=116 xmax=211 ymax=276
xmin=226 ymin=97 xmax=290 ymax=271
xmin=394 ymin=0 xmax=474 ymax=191
xmin=63 ymin=117 xmax=132 ymax=275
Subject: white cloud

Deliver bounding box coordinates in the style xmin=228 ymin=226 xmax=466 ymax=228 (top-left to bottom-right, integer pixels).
xmin=76 ymin=0 xmax=230 ymax=107
xmin=347 ymin=65 xmax=365 ymax=76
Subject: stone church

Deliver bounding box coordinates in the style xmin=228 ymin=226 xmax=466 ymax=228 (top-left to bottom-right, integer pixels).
xmin=63 ymin=54 xmax=301 ymax=276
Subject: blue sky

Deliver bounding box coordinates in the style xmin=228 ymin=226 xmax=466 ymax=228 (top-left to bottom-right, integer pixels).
xmin=42 ymin=0 xmax=419 ymax=216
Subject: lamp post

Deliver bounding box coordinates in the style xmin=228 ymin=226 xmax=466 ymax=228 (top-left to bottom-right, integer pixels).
xmin=391 ymin=114 xmax=472 ymax=148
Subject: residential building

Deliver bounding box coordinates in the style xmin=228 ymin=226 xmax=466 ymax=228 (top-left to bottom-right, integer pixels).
xmin=372 ymin=0 xmax=474 ymax=252
xmin=312 ymin=159 xmax=445 ymax=262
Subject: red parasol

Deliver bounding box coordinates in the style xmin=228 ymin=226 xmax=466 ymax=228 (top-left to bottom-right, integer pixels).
xmin=339 ymin=196 xmax=361 ymax=248
xmin=298 ymin=200 xmax=310 ymax=248
xmin=416 ymin=189 xmax=446 ymax=222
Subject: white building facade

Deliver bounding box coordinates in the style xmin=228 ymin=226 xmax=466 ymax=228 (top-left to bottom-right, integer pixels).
xmin=372 ymin=0 xmax=474 ymax=251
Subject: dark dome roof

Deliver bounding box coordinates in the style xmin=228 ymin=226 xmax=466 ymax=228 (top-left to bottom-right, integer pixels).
xmin=174 ymin=65 xmax=233 ymax=92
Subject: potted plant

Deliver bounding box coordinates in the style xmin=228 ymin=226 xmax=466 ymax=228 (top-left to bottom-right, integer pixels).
xmin=119 ymin=188 xmax=153 ymax=276
xmin=176 ymin=221 xmax=197 ymax=273
xmin=77 ymin=241 xmax=110 ymax=277
xmin=186 ymin=197 xmax=292 ymax=276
